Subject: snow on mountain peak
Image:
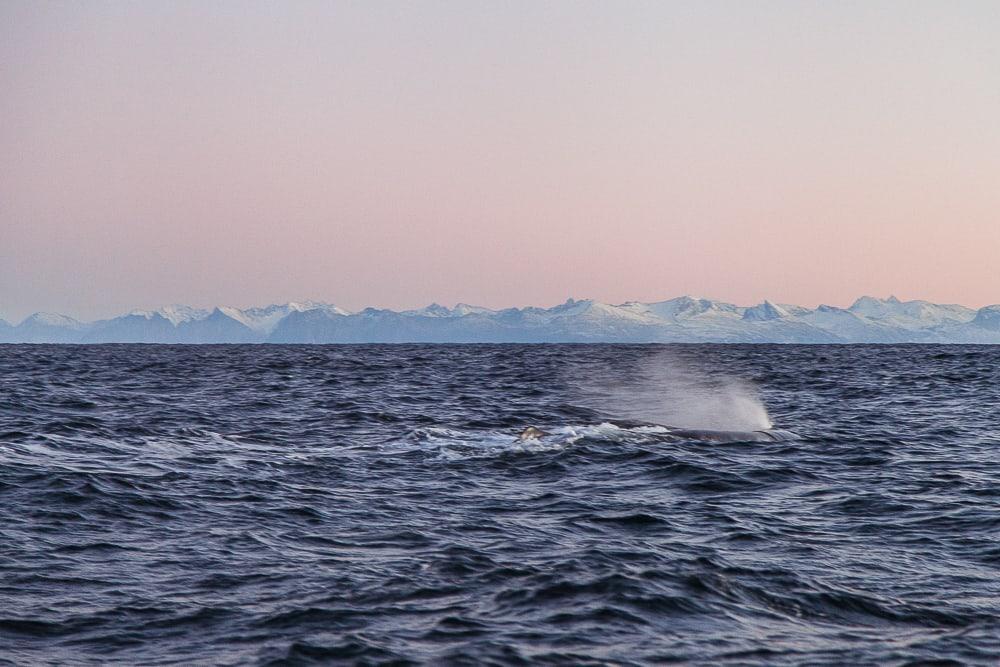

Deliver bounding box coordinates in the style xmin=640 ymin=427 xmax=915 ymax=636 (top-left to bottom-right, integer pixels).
xmin=638 ymin=296 xmax=742 ymax=321
xmin=6 ymin=296 xmax=1000 ymax=343
xmin=221 ymin=302 xmax=348 ymax=333
xmin=130 ymin=305 xmax=210 ymax=325
xmin=972 ymin=305 xmax=1000 ymax=330
xmin=411 ymin=303 xmax=454 ymax=317
xmin=452 ymin=303 xmax=494 ymax=316
xmin=848 ymin=295 xmax=974 ymax=329
xmin=396 ymin=303 xmax=498 ymax=318
xmin=743 ymin=301 xmax=790 ymax=321
xmin=22 ymin=312 xmax=81 ymax=327
xmin=290 ymin=301 xmax=350 ymax=316
xmin=548 ymin=298 xmax=596 ymax=316
xmin=124 ymin=302 xmax=349 ymax=333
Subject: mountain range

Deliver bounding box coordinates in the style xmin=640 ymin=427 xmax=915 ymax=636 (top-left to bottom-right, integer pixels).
xmin=3 ymin=296 xmax=1000 ymax=344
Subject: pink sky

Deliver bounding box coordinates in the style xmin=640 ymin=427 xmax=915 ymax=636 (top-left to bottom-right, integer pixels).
xmin=2 ymin=2 xmax=999 ymax=321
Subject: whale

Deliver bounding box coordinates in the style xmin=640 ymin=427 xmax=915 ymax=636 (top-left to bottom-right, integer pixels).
xmin=517 ymin=421 xmax=797 ymax=443
xmin=655 ymin=427 xmax=798 ymax=443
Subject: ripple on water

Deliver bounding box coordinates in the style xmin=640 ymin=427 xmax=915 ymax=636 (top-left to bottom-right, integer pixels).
xmin=0 ymin=343 xmax=999 ymax=664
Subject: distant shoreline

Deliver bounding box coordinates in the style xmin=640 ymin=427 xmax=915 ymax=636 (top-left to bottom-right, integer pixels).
xmin=3 ymin=296 xmax=999 ymax=344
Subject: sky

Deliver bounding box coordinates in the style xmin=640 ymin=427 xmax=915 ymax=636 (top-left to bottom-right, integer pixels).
xmin=2 ymin=1 xmax=999 ymax=322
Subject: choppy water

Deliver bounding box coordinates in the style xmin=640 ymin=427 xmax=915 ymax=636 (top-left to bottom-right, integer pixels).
xmin=1 ymin=344 xmax=999 ymax=665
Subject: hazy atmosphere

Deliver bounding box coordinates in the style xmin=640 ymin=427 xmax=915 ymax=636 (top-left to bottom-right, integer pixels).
xmin=5 ymin=5 xmax=1000 ymax=664
xmin=3 ymin=1 xmax=999 ymax=321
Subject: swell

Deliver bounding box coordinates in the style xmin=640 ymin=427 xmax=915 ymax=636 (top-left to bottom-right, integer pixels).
xmin=0 ymin=344 xmax=998 ymax=665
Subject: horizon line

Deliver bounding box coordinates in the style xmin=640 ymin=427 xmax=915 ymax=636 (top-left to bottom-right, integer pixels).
xmin=4 ymin=293 xmax=996 ymax=326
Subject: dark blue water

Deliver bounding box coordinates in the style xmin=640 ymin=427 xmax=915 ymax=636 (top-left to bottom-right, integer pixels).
xmin=1 ymin=344 xmax=999 ymax=665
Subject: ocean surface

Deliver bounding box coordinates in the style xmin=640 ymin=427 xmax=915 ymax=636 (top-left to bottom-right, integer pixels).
xmin=1 ymin=344 xmax=999 ymax=666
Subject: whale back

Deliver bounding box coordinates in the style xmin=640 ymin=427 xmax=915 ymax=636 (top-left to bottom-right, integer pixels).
xmin=666 ymin=428 xmax=797 ymax=443
xmin=517 ymin=422 xmax=797 ymax=444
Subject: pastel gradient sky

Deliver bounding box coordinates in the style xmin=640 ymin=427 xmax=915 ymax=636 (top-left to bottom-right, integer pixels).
xmin=3 ymin=1 xmax=999 ymax=321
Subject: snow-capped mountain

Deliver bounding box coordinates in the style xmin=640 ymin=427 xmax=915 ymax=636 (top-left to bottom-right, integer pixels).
xmin=742 ymin=301 xmax=790 ymax=321
xmin=797 ymin=305 xmax=913 ymax=343
xmin=2 ymin=296 xmax=999 ymax=343
xmin=847 ymin=296 xmax=975 ymax=331
xmin=220 ymin=302 xmax=349 ymax=335
xmin=972 ymin=305 xmax=1000 ymax=330
xmin=10 ymin=312 xmax=87 ymax=343
xmin=128 ymin=305 xmax=209 ymax=326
